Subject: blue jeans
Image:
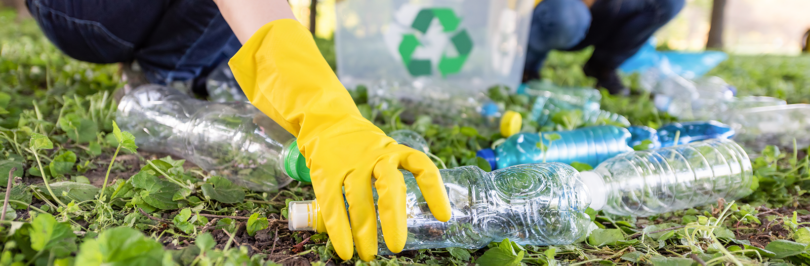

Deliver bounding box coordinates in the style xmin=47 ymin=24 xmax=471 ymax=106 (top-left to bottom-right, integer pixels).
xmin=524 ymin=0 xmax=685 ymax=79
xmin=26 ymin=0 xmax=242 ymax=86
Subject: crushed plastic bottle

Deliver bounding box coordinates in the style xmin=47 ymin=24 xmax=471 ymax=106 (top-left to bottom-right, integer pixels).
xmin=116 ymin=85 xmax=308 ymax=192
xmin=656 ymin=121 xmax=735 ymax=147
xmin=727 ymin=104 xmax=810 ymax=151
xmin=206 ymin=61 xmax=248 ymax=103
xmin=522 ymin=81 xmax=630 ymax=128
xmin=288 ymin=163 xmax=592 ymax=252
xmin=479 ymin=126 xmax=634 ymax=170
xmin=580 ymin=139 xmax=755 ymax=217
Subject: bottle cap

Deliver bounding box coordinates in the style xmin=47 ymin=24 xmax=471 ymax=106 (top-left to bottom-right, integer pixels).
xmin=284 ymin=140 xmax=312 ymax=183
xmin=476 ymin=149 xmax=498 ymax=170
xmin=500 ymin=111 xmax=522 ymax=137
xmin=579 ymin=171 xmax=606 ymax=211
xmin=288 ymin=200 xmax=319 ymax=231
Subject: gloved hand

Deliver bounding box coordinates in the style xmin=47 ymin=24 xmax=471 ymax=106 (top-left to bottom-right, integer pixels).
xmin=228 ymin=19 xmax=452 ymax=261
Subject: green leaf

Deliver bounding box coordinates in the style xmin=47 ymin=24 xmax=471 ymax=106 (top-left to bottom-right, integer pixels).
xmin=112 ymin=121 xmax=124 ymax=144
xmin=570 ymin=162 xmax=593 ymax=171
xmin=76 ymin=227 xmax=164 ymax=264
xmin=446 ymin=247 xmax=470 ymax=261
xmin=172 ymin=188 xmax=192 ymax=201
xmin=173 ymin=208 xmax=192 ymax=224
xmin=130 ymin=171 xmax=182 ymax=210
xmin=7 ymin=185 xmax=32 ymax=209
xmin=49 ymin=151 xmax=77 ymax=177
xmin=196 ymin=233 xmax=216 ymax=252
xmin=246 ymin=213 xmax=269 ymax=237
xmin=0 ymin=92 xmax=11 ymax=108
xmin=642 ymin=223 xmax=680 ymax=240
xmin=30 ymin=213 xmax=76 ymax=254
xmin=88 ymin=142 xmax=102 ymax=156
xmin=765 ymin=239 xmax=808 ymax=259
xmin=795 ymin=227 xmax=810 ymax=245
xmin=44 ymin=182 xmax=99 ymax=203
xmin=588 ymin=228 xmax=626 ymax=246
xmin=60 ymin=115 xmax=98 ymax=144
xmin=476 ymin=239 xmax=523 ymax=266
xmin=176 ymin=222 xmax=195 ymax=234
xmin=201 ymin=176 xmax=245 ymax=204
xmin=713 ymin=227 xmax=736 ymax=240
xmin=649 ymin=256 xmax=693 ymax=266
xmin=620 ymin=251 xmax=643 ymax=263
xmin=460 ymin=126 xmax=478 ymax=137
xmin=29 ymin=132 xmax=53 ymax=150
xmin=476 ymin=157 xmax=492 ymax=172
xmin=0 ymin=160 xmax=24 ymax=187
xmin=543 ymin=132 xmax=562 ymax=142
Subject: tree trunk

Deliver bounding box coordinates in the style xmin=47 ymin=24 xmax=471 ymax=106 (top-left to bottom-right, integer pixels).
xmin=706 ymin=0 xmax=726 ymax=50
xmin=309 ymin=0 xmax=318 ymax=34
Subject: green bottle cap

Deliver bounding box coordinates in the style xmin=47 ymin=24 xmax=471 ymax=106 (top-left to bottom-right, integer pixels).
xmin=284 ymin=140 xmax=312 ymax=183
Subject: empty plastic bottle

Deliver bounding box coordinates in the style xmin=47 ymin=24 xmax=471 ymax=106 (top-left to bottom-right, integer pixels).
xmin=206 ymin=61 xmax=249 ymax=103
xmin=580 ymin=139 xmax=755 ymax=217
xmin=116 ymin=85 xmax=309 ymax=192
xmin=656 ymin=121 xmax=735 ymax=147
xmin=288 ymin=163 xmax=592 ymax=252
xmin=627 ymin=126 xmax=660 ymax=150
xmin=478 ymin=126 xmax=634 ymax=170
xmin=522 ymin=81 xmax=630 ymax=128
xmin=727 ymin=104 xmax=810 ymax=151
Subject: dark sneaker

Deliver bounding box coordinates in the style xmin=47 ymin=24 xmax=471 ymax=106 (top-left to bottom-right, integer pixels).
xmin=522 ymin=69 xmax=541 ymax=83
xmin=583 ymin=63 xmax=630 ymax=96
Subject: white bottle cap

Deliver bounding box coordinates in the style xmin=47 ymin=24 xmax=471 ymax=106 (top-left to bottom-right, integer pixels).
xmin=579 ymin=171 xmax=607 ymax=211
xmin=288 ymin=200 xmax=318 ymax=231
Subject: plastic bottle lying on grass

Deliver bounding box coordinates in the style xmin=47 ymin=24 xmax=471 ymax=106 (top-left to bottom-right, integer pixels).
xmin=656 ymin=121 xmax=735 ymax=147
xmin=521 ymin=81 xmax=630 ymax=128
xmin=206 ymin=61 xmax=248 ymax=103
xmin=116 ymin=85 xmax=308 ymax=192
xmin=581 ymin=139 xmax=755 ymax=217
xmin=727 ymin=104 xmax=810 ymax=151
xmin=289 ymin=163 xmax=592 ymax=252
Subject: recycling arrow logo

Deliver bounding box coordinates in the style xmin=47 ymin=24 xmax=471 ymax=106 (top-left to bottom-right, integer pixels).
xmin=394 ymin=7 xmax=473 ymax=77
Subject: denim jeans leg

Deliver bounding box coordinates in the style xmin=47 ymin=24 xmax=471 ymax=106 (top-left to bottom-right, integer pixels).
xmin=568 ymin=0 xmax=685 ymax=71
xmin=134 ymin=0 xmax=241 ymax=87
xmin=523 ymin=0 xmax=591 ymax=81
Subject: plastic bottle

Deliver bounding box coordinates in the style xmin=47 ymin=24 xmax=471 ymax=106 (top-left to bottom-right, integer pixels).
xmin=205 ymin=61 xmax=249 ymax=103
xmin=656 ymin=121 xmax=735 ymax=147
xmin=288 ymin=163 xmax=593 ymax=252
xmin=479 ymin=126 xmax=634 ymax=170
xmin=627 ymin=126 xmax=660 ymax=150
xmin=727 ymin=104 xmax=810 ymax=151
xmin=580 ymin=139 xmax=754 ymax=217
xmin=116 ymin=85 xmax=310 ymax=192
xmin=522 ymin=81 xmax=630 ymax=128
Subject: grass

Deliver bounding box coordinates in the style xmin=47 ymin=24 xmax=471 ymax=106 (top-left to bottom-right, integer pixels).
xmin=2 ymin=7 xmax=810 ymax=266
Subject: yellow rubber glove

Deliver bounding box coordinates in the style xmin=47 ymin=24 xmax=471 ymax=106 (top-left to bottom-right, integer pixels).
xmin=228 ymin=19 xmax=452 ymax=261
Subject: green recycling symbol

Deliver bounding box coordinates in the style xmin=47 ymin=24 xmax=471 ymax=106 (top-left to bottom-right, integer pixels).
xmin=397 ymin=8 xmax=473 ymax=77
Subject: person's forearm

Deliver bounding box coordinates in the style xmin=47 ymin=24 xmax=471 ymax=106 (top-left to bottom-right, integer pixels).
xmin=214 ymin=0 xmax=298 ymax=44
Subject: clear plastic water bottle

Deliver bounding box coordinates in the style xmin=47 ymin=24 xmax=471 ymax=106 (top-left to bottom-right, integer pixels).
xmin=656 ymin=121 xmax=735 ymax=147
xmin=116 ymin=85 xmax=310 ymax=192
xmin=288 ymin=163 xmax=593 ymax=252
xmin=205 ymin=61 xmax=249 ymax=103
xmin=727 ymin=104 xmax=810 ymax=151
xmin=523 ymin=81 xmax=629 ymax=128
xmin=479 ymin=126 xmax=634 ymax=170
xmin=580 ymin=139 xmax=755 ymax=217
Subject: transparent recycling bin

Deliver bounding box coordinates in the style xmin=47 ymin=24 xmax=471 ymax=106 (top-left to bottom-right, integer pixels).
xmin=335 ymin=0 xmax=535 ymax=112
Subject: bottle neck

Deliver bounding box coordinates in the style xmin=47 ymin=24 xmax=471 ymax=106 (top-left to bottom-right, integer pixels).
xmin=579 ymin=171 xmax=606 ymax=211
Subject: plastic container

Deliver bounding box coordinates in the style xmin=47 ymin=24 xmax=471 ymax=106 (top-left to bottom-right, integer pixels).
xmin=288 ymin=163 xmax=592 ymax=252
xmin=656 ymin=121 xmax=735 ymax=147
xmin=205 ymin=61 xmax=248 ymax=103
xmin=335 ymin=0 xmax=535 ymax=111
xmin=727 ymin=104 xmax=810 ymax=151
xmin=481 ymin=126 xmax=634 ymax=170
xmin=523 ymin=81 xmax=629 ymax=128
xmin=581 ymin=139 xmax=754 ymax=217
xmin=116 ymin=85 xmax=309 ymax=192
xmin=627 ymin=126 xmax=660 ymax=150
xmin=620 ymin=38 xmax=728 ymax=79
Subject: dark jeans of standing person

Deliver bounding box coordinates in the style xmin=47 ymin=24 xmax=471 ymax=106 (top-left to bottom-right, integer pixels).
xmin=25 ymin=0 xmax=242 ymax=94
xmin=523 ymin=0 xmax=686 ymax=95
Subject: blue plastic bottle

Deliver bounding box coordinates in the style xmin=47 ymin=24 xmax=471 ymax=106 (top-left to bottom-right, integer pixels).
xmin=627 ymin=126 xmax=661 ymax=150
xmin=478 ymin=126 xmax=634 ymax=170
xmin=657 ymin=121 xmax=734 ymax=147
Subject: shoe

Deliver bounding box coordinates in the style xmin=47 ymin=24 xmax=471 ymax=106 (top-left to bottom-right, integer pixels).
xmin=583 ymin=63 xmax=630 ymax=96
xmin=522 ymin=69 xmax=541 ymax=83
xmin=114 ymin=61 xmax=149 ymax=104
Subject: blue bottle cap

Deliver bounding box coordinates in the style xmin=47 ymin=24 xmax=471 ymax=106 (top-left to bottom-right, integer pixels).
xmin=476 ymin=148 xmax=497 ymax=170
xmin=481 ymin=101 xmax=500 ymax=117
